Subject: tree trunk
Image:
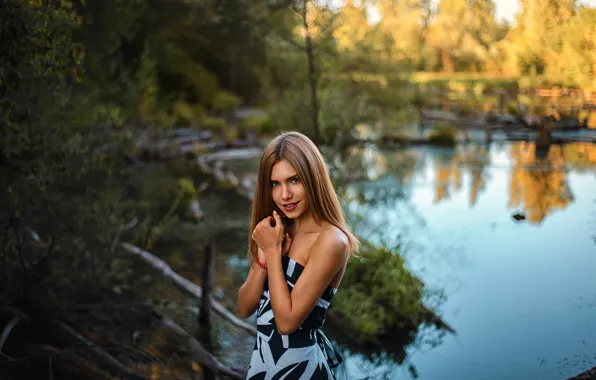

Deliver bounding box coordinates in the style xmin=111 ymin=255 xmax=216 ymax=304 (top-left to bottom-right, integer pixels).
xmin=303 ymin=0 xmax=321 ymax=144
xmin=199 ymin=241 xmax=215 ymax=380
xmin=536 ymin=129 xmax=552 ymax=149
xmin=441 ymin=48 xmax=455 ymax=73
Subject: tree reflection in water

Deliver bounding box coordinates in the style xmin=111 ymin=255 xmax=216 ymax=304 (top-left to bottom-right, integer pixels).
xmin=325 ymin=147 xmax=451 ymax=379
xmin=340 ymin=141 xmax=596 ymax=225
xmin=430 ymin=144 xmax=491 ymax=206
xmin=508 ymin=142 xmax=578 ymax=224
xmin=322 ymin=141 xmax=596 ymax=378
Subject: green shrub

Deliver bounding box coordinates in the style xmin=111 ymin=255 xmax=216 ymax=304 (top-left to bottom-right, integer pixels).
xmin=239 ymin=114 xmax=272 ymax=134
xmin=224 ymin=127 xmax=239 ymax=144
xmin=507 ymin=100 xmax=520 ymax=116
xmin=428 ymin=123 xmax=457 ymax=146
xmin=260 ymin=115 xmax=277 ymax=135
xmin=172 ymin=101 xmax=204 ymax=126
xmin=211 ymin=90 xmax=242 ymax=113
xmin=332 ymin=241 xmax=427 ymax=339
xmin=202 ymin=116 xmax=228 ymax=133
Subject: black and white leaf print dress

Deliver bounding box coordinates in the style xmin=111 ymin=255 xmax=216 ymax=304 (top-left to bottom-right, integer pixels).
xmin=246 ymin=255 xmax=342 ymax=380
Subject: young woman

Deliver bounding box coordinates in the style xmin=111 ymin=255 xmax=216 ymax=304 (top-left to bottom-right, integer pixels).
xmin=237 ymin=131 xmax=359 ymax=379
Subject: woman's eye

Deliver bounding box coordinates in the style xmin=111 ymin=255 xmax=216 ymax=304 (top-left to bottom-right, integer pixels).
xmin=290 ymin=177 xmax=300 ymax=184
xmin=271 ymin=181 xmax=278 ymax=187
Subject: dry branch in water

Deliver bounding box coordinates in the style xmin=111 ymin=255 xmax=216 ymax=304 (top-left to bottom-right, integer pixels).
xmin=120 ymin=242 xmax=257 ymax=336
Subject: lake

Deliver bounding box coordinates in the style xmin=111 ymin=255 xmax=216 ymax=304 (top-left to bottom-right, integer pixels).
xmin=146 ymin=140 xmax=596 ymax=379
xmin=328 ymin=141 xmax=596 ymax=380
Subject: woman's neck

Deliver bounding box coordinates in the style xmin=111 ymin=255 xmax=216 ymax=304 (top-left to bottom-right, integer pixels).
xmin=290 ymin=210 xmax=317 ymax=237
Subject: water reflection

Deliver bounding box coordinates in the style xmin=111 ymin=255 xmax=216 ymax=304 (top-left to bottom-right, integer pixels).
xmin=430 ymin=145 xmax=490 ymax=206
xmin=330 ymin=141 xmax=596 ymax=379
xmin=508 ymin=143 xmax=575 ymax=224
xmin=338 ymin=142 xmax=596 ymax=226
xmin=189 ymin=141 xmax=596 ymax=379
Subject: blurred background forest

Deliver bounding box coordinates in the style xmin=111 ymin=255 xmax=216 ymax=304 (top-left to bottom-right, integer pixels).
xmin=1 ymin=0 xmax=596 ymax=379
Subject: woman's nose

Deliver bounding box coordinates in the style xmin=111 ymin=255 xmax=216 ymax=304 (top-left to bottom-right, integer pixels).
xmin=281 ymin=185 xmax=292 ymax=200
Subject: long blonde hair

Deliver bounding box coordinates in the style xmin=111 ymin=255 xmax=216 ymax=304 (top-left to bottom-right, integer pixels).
xmin=248 ymin=131 xmax=359 ymax=260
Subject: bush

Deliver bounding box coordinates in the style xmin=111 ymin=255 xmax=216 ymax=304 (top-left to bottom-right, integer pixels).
xmin=332 ymin=241 xmax=427 ymax=339
xmin=202 ymin=116 xmax=228 ymax=133
xmin=239 ymin=114 xmax=273 ymax=134
xmin=428 ymin=123 xmax=457 ymax=146
xmin=211 ymin=90 xmax=242 ymax=113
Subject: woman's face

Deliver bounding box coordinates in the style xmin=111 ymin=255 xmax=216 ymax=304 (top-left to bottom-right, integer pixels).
xmin=270 ymin=159 xmax=308 ymax=219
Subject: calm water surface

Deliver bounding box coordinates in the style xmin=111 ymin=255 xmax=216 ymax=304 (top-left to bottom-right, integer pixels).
xmin=217 ymin=141 xmax=596 ymax=379
xmin=334 ymin=142 xmax=596 ymax=380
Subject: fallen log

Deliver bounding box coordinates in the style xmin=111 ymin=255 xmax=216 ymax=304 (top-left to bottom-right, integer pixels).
xmin=197 ymin=159 xmax=254 ymax=201
xmin=120 ymin=242 xmax=257 ymax=336
xmin=152 ymin=311 xmax=246 ymax=379
xmin=52 ymin=321 xmax=149 ymax=380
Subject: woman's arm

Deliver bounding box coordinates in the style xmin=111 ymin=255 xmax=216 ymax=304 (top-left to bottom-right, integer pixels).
xmin=265 ymin=227 xmax=348 ymax=334
xmin=237 ymin=233 xmax=293 ymax=319
xmin=237 ymin=250 xmax=268 ymax=319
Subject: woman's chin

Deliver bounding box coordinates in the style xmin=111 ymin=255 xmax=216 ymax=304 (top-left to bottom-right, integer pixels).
xmin=284 ymin=208 xmax=304 ymax=219
xmin=279 ymin=209 xmax=298 ymax=220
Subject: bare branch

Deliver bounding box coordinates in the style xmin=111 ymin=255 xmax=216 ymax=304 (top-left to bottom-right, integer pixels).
xmin=120 ymin=242 xmax=258 ymax=336
xmin=28 ymin=234 xmax=55 ymax=270
xmin=0 ymin=315 xmax=24 ymax=353
xmin=111 ymin=218 xmax=139 ymax=252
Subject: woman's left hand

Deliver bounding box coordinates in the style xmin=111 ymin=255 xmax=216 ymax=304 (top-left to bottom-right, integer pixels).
xmin=252 ymin=211 xmax=284 ymax=256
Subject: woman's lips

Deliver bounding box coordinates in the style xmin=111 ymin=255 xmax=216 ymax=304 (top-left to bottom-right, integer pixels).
xmin=282 ymin=202 xmax=299 ymax=212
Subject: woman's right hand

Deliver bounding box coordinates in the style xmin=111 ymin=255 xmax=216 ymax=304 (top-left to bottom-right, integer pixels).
xmin=257 ymin=232 xmax=291 ymax=266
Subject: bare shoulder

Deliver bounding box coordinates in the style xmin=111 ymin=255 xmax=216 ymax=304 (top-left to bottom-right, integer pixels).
xmin=311 ymin=225 xmax=349 ymax=261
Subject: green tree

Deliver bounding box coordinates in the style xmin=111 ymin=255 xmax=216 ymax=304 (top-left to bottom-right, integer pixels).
xmin=429 ymin=0 xmax=502 ymax=72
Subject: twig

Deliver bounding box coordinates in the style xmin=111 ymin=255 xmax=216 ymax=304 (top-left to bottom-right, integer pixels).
xmin=111 ymin=218 xmax=138 ymax=252
xmin=0 ymin=307 xmax=28 ymax=360
xmin=48 ymin=354 xmax=53 ymax=380
xmin=0 ymin=315 xmax=24 ymax=353
xmin=28 ymin=234 xmax=55 ymax=269
xmin=14 ymin=220 xmax=30 ymax=284
xmin=120 ymin=242 xmax=257 ymax=336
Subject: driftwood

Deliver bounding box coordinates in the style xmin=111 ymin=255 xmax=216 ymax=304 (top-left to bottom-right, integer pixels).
xmin=197 ymin=159 xmax=254 ymax=201
xmin=52 ymin=321 xmax=150 ymax=380
xmin=120 ymin=242 xmax=257 ymax=336
xmin=152 ymin=311 xmax=246 ymax=379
